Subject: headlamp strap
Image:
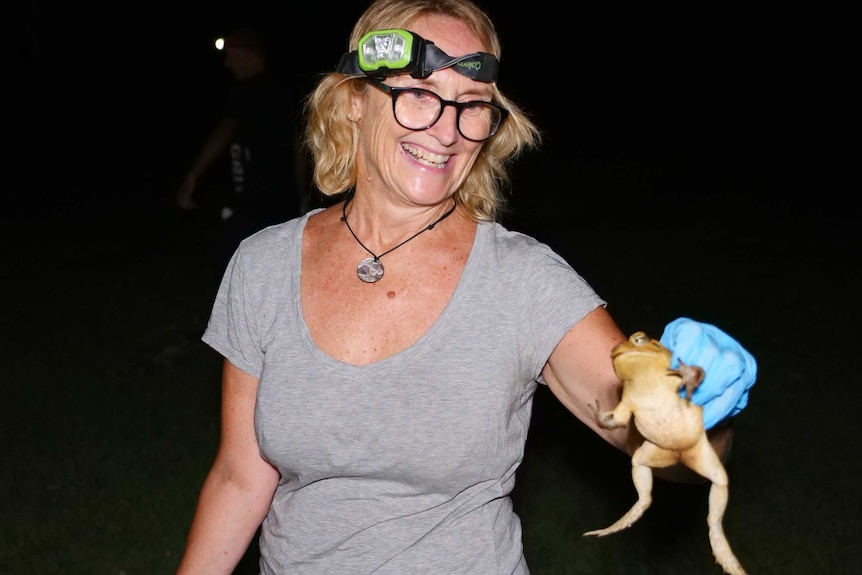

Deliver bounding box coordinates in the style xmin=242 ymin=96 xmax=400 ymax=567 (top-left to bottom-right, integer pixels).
xmin=422 ymin=44 xmax=498 ymax=83
xmin=337 ymin=52 xmax=364 ymax=75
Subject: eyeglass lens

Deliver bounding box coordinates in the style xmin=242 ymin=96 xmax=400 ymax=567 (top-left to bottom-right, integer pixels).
xmin=392 ymin=88 xmax=503 ymax=142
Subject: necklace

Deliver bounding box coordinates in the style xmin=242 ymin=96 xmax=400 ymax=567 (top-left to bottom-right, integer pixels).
xmin=340 ymin=195 xmax=457 ymax=283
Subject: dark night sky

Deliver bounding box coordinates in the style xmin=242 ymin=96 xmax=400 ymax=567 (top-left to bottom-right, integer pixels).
xmin=16 ymin=1 xmax=841 ymax=217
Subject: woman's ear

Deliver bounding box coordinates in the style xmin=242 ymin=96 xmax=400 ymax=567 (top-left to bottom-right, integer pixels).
xmin=347 ymin=88 xmax=365 ymax=123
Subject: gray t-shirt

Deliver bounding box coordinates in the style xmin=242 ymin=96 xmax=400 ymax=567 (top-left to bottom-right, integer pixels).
xmin=203 ymin=210 xmax=606 ymax=575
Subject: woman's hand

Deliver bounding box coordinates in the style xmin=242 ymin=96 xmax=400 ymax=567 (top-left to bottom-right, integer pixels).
xmin=660 ymin=317 xmax=757 ymax=429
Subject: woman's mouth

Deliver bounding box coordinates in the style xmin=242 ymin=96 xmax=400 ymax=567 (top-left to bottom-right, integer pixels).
xmin=402 ymin=143 xmax=450 ymax=169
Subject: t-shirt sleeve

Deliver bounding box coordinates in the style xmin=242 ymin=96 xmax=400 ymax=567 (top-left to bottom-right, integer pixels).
xmin=202 ymin=246 xmax=266 ymax=378
xmin=515 ymin=238 xmax=607 ymax=380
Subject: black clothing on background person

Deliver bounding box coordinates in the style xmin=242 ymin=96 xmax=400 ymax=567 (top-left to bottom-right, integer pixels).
xmin=177 ymin=26 xmax=307 ymax=287
xmin=217 ymin=71 xmax=304 ymax=267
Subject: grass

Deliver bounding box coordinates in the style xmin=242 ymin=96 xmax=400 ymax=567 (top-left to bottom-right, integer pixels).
xmin=2 ymin=158 xmax=860 ymax=574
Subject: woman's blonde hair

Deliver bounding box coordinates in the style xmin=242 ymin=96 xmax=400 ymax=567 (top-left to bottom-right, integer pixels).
xmin=303 ymin=0 xmax=540 ymax=221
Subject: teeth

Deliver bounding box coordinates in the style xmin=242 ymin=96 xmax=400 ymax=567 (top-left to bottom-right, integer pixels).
xmin=402 ymin=144 xmax=449 ymax=168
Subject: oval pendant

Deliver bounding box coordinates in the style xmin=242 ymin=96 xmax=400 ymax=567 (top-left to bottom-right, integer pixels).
xmin=357 ymin=257 xmax=384 ymax=283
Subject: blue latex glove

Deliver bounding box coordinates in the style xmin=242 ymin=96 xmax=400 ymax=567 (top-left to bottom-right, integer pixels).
xmin=660 ymin=317 xmax=757 ymax=429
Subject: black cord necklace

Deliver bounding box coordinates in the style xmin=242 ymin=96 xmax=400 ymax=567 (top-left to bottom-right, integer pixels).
xmin=341 ymin=195 xmax=457 ymax=283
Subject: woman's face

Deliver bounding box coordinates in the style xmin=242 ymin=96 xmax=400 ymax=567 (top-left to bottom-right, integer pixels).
xmin=351 ymin=15 xmax=493 ymax=207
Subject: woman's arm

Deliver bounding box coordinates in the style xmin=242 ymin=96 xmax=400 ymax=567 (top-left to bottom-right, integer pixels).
xmin=541 ymin=307 xmax=734 ymax=479
xmin=176 ymin=359 xmax=280 ymax=575
xmin=541 ymin=306 xmax=632 ymax=452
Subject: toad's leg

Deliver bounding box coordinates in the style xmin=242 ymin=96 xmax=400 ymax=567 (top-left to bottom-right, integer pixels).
xmin=675 ymin=362 xmax=704 ymax=400
xmin=681 ymin=438 xmax=748 ymax=575
xmin=590 ymin=399 xmax=632 ymax=430
xmin=584 ymin=441 xmax=679 ymax=537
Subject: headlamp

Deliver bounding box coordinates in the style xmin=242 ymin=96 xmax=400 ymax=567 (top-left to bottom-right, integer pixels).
xmin=337 ymin=29 xmax=499 ymax=83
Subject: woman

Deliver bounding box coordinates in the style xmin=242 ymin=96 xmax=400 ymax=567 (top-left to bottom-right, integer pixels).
xmin=176 ymin=1 xmax=755 ymax=573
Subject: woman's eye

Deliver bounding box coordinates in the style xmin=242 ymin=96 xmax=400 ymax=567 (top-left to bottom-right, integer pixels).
xmin=462 ymin=102 xmax=492 ymax=116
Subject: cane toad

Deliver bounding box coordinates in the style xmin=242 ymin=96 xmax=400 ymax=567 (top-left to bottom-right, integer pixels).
xmin=584 ymin=331 xmax=747 ymax=575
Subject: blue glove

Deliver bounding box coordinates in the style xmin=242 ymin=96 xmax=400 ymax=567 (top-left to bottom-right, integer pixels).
xmin=660 ymin=317 xmax=757 ymax=429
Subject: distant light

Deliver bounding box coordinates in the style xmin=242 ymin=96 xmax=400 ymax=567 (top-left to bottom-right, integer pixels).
xmin=214 ymin=37 xmax=225 ymax=51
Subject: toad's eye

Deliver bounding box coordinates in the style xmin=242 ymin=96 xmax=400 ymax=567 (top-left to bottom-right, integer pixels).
xmin=631 ymin=332 xmax=650 ymax=346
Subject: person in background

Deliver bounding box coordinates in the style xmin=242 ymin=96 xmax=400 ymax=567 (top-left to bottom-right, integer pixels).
xmin=175 ymin=1 xmax=757 ymax=573
xmin=177 ymin=26 xmax=308 ymax=284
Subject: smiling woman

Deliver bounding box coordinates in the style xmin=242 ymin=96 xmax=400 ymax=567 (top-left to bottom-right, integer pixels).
xmin=173 ymin=1 xmax=757 ymax=574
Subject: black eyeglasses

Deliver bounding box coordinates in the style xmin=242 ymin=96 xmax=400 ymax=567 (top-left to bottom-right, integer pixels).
xmin=367 ymin=79 xmax=509 ymax=142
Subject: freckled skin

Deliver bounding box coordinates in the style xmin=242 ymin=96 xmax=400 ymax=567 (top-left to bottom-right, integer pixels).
xmin=584 ymin=331 xmax=747 ymax=575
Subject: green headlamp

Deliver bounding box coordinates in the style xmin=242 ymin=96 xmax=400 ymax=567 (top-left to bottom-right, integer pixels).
xmin=337 ymin=29 xmax=499 ymax=83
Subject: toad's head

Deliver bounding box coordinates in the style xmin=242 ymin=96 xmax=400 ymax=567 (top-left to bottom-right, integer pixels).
xmin=610 ymin=331 xmax=672 ymax=382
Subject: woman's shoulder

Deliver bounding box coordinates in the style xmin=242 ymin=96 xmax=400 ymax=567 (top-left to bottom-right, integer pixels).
xmin=239 ymin=210 xmax=320 ymax=254
xmin=474 ymin=220 xmax=585 ymax=285
xmin=478 ymin=220 xmax=560 ymax=259
xmin=232 ymin=212 xmax=319 ymax=275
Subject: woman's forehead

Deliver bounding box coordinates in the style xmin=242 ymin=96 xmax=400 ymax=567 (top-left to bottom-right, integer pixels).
xmin=406 ymin=14 xmax=487 ymax=58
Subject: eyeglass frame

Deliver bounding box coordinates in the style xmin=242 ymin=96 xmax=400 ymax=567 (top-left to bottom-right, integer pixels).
xmin=366 ymin=79 xmax=509 ymax=143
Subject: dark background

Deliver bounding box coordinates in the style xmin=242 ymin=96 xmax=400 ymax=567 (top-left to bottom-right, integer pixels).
xmin=15 ymin=0 xmax=847 ymax=218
